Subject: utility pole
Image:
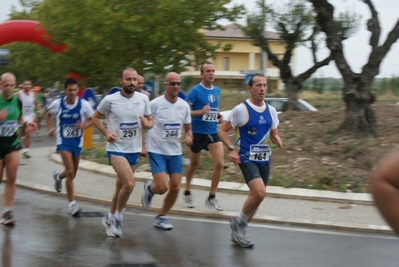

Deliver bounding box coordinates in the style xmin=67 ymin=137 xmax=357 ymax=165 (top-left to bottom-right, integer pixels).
xmin=260 ymin=0 xmax=267 ymax=77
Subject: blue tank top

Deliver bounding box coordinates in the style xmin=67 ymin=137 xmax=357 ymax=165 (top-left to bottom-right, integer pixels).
xmin=237 ymin=101 xmax=273 ymax=164
xmin=58 ymin=97 xmax=83 ymax=147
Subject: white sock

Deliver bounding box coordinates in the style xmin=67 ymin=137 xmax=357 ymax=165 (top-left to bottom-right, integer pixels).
xmin=69 ymin=200 xmax=76 ymax=208
xmin=237 ymin=211 xmax=248 ymax=226
xmin=108 ymin=212 xmax=114 ymax=219
xmin=114 ymin=211 xmax=123 ymax=221
xmin=3 ymin=207 xmax=11 ymax=212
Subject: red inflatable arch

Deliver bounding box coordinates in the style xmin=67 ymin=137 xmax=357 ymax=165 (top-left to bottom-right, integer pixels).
xmin=0 ymin=20 xmax=66 ymax=53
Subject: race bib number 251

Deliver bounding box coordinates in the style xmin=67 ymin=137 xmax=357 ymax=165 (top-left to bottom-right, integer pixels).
xmin=119 ymin=122 xmax=139 ymax=138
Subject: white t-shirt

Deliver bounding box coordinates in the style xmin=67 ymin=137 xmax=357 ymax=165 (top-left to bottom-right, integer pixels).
xmin=17 ymin=90 xmax=36 ymax=122
xmin=97 ymin=91 xmax=151 ymax=153
xmin=47 ymin=97 xmax=94 ymax=146
xmin=145 ymin=95 xmax=191 ymax=155
xmin=228 ymin=99 xmax=279 ymax=129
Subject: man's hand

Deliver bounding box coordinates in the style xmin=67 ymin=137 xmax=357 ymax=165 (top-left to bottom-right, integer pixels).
xmin=75 ymin=121 xmax=86 ymax=130
xmin=185 ymin=134 xmax=193 ymax=147
xmin=0 ymin=109 xmax=8 ymax=121
xmin=228 ymin=149 xmax=240 ymax=164
xmin=217 ymin=113 xmax=224 ymax=124
xmin=26 ymin=122 xmax=38 ymax=133
xmin=106 ymin=132 xmax=117 ymax=143
xmin=140 ymin=116 xmax=151 ymax=129
xmin=48 ymin=127 xmax=55 ymax=136
xmin=201 ymin=104 xmax=210 ymax=114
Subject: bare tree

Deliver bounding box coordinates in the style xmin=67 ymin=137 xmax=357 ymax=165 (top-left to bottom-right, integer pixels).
xmin=310 ymin=0 xmax=399 ymax=137
xmin=243 ymin=0 xmax=331 ymax=110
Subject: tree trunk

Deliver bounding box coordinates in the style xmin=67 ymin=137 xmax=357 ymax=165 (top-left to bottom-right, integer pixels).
xmin=341 ymin=96 xmax=376 ymax=137
xmin=284 ymin=79 xmax=301 ymax=111
xmin=310 ymin=0 xmax=399 ymax=138
xmin=340 ymin=79 xmax=377 ymax=137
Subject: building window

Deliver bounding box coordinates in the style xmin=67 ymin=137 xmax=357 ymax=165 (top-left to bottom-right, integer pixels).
xmin=223 ymin=57 xmax=230 ymax=71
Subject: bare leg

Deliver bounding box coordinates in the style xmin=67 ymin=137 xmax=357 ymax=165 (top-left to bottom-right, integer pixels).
xmin=154 ymin=173 xmax=181 ymax=215
xmin=185 ymin=151 xmax=201 ymax=192
xmin=207 ymin=142 xmax=224 ymax=195
xmin=241 ymin=178 xmax=266 ymax=222
xmin=24 ymin=131 xmax=31 ymax=149
xmin=3 ymin=151 xmax=19 ymax=208
xmin=110 ymin=155 xmax=136 ymax=213
xmin=58 ymin=151 xmax=79 ymax=202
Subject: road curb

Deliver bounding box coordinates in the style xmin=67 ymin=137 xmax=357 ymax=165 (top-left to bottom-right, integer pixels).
xmin=16 ymin=178 xmax=393 ymax=235
xmin=48 ymin=153 xmax=374 ymax=206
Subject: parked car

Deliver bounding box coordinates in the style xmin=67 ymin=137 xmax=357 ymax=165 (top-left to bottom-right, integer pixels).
xmin=264 ymin=97 xmax=317 ymax=114
xmin=219 ymin=98 xmax=317 ymax=120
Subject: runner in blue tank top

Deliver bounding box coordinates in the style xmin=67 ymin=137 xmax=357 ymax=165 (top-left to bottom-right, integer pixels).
xmin=219 ymin=74 xmax=283 ymax=248
xmin=183 ymin=62 xmax=224 ymax=211
xmin=46 ymin=78 xmax=94 ymax=216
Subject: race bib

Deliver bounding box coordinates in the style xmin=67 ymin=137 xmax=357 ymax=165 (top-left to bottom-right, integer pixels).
xmin=202 ymin=108 xmax=218 ymax=122
xmin=119 ymin=122 xmax=139 ymax=138
xmin=162 ymin=123 xmax=181 ymax=139
xmin=23 ymin=105 xmax=34 ymax=114
xmin=249 ymin=144 xmax=271 ymax=162
xmin=0 ymin=121 xmax=18 ymax=137
xmin=62 ymin=124 xmax=82 ymax=138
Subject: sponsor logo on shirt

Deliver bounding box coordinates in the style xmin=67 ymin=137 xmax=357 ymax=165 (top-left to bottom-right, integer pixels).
xmin=250 ymin=145 xmax=270 ymax=153
xmin=207 ymin=94 xmax=216 ymax=103
xmin=259 ymin=115 xmax=267 ymax=124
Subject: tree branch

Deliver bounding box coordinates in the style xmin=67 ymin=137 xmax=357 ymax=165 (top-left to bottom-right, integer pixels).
xmin=363 ymin=0 xmax=380 ymax=49
xmin=297 ymin=54 xmax=332 ymax=81
xmin=363 ymin=19 xmax=399 ymax=80
xmin=309 ymin=0 xmax=353 ymax=81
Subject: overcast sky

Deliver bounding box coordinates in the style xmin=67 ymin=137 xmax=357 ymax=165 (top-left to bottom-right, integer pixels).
xmin=1 ymin=0 xmax=398 ymax=78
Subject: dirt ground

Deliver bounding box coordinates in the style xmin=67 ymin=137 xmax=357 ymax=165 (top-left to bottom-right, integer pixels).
xmin=260 ymin=98 xmax=399 ymax=193
xmin=83 ymin=94 xmax=399 ymax=194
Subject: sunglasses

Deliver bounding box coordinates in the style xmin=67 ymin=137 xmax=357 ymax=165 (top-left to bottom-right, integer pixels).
xmin=164 ymin=82 xmax=181 ymax=86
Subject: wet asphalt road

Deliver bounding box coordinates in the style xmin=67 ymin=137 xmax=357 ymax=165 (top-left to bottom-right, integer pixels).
xmin=0 ymin=188 xmax=398 ymax=267
xmin=6 ymin=127 xmax=399 ymax=266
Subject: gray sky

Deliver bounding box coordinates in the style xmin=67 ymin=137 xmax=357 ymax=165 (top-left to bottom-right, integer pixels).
xmin=1 ymin=0 xmax=398 ymax=78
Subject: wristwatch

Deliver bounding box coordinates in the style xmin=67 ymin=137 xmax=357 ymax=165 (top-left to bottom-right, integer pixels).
xmin=228 ymin=144 xmax=236 ymax=151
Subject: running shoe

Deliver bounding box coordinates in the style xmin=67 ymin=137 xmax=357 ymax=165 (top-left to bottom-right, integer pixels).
xmin=183 ymin=194 xmax=194 ymax=208
xmin=102 ymin=214 xmax=115 ymax=237
xmin=205 ymin=197 xmax=223 ymax=211
xmin=230 ymin=218 xmax=254 ymax=248
xmin=22 ymin=151 xmax=31 ymax=159
xmin=0 ymin=210 xmax=15 ymax=226
xmin=141 ymin=180 xmax=153 ymax=210
xmin=153 ymin=216 xmax=173 ymax=230
xmin=52 ymin=171 xmax=62 ymax=193
xmin=68 ymin=202 xmax=81 ymax=216
xmin=110 ymin=218 xmax=122 ymax=237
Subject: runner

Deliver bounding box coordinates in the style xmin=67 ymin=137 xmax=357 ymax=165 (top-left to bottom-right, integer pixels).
xmin=92 ymin=67 xmax=153 ymax=237
xmin=183 ymin=62 xmax=224 ymax=211
xmin=46 ymin=78 xmax=94 ymax=216
xmin=141 ymin=72 xmax=192 ymax=230
xmin=218 ymin=74 xmax=283 ymax=247
xmin=0 ymin=72 xmax=37 ymax=225
xmin=16 ymin=80 xmax=38 ymax=159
